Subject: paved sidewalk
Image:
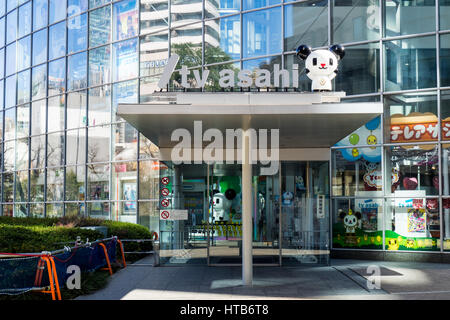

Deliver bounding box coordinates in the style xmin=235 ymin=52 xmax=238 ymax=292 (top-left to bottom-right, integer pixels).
xmin=76 ymin=256 xmax=450 ymax=300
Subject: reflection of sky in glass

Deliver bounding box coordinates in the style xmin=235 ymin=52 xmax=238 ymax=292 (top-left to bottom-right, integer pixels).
xmin=243 ymin=7 xmax=282 ymax=58
xmin=219 ymin=15 xmax=240 ymax=60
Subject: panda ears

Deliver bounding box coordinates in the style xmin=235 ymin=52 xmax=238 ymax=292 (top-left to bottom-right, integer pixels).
xmin=296 ymin=44 xmax=312 ymax=60
xmin=330 ymin=44 xmax=345 ymax=60
xmin=355 ymin=211 xmax=362 ymax=219
xmin=339 ymin=211 xmax=347 ymax=219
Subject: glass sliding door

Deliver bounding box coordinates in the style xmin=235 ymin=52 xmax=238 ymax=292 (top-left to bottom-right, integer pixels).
xmin=281 ymin=161 xmax=330 ymax=265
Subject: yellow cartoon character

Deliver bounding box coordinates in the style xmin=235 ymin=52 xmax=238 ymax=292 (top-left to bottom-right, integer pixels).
xmin=367 ymin=134 xmax=377 ymax=149
xmin=352 ymin=148 xmax=359 ymax=157
xmin=387 ymin=238 xmax=399 ymax=251
xmin=405 ymin=239 xmax=415 ymax=249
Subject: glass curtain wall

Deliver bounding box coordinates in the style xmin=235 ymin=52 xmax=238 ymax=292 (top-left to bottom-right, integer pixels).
xmin=0 ymin=0 xmax=450 ymax=257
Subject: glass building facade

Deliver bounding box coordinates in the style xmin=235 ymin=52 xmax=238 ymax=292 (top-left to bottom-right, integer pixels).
xmin=1 ymin=0 xmax=450 ymax=256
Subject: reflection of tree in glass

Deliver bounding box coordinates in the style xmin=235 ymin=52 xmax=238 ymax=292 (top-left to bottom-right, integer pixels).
xmin=170 ymin=43 xmax=239 ymax=91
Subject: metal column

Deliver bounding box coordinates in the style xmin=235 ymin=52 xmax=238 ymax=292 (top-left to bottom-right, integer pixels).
xmin=242 ymin=129 xmax=253 ymax=286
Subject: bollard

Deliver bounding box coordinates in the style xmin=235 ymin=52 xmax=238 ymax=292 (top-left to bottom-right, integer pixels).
xmin=153 ymin=240 xmax=160 ymax=267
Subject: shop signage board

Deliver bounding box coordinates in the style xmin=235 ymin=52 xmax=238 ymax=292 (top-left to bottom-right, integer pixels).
xmin=390 ymin=115 xmax=450 ymax=143
xmin=160 ymin=210 xmax=188 ymax=221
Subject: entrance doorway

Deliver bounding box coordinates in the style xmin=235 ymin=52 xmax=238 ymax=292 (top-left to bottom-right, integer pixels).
xmin=158 ymin=161 xmax=330 ymax=266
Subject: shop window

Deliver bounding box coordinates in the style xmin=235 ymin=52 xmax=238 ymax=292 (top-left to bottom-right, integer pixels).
xmin=442 ymin=91 xmax=450 ymax=141
xmin=87 ymin=163 xmax=110 ymax=200
xmin=65 ymin=202 xmax=86 ymax=217
xmin=384 ymin=92 xmax=438 ymax=143
xmin=386 ymin=144 xmax=439 ymax=196
xmin=88 ymin=201 xmax=110 ymax=219
xmin=442 ymin=144 xmax=450 ymax=196
xmin=332 ymin=198 xmax=384 ymax=250
xmin=385 ymin=198 xmax=440 ymax=252
xmin=332 ymin=147 xmax=382 ymax=197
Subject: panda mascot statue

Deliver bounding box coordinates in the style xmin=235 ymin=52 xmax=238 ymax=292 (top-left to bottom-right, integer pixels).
xmin=296 ymin=44 xmax=345 ymax=92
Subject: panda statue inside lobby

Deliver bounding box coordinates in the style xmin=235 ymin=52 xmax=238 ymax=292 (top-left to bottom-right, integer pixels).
xmin=296 ymin=44 xmax=345 ymax=92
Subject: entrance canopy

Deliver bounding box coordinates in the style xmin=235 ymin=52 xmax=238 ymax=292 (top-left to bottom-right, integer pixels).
xmin=117 ymin=92 xmax=383 ymax=149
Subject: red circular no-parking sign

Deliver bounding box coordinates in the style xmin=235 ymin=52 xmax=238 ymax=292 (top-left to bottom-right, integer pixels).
xmin=161 ymin=198 xmax=170 ymax=208
xmin=161 ymin=177 xmax=170 ymax=185
xmin=161 ymin=188 xmax=170 ymax=197
xmin=161 ymin=211 xmax=170 ymax=220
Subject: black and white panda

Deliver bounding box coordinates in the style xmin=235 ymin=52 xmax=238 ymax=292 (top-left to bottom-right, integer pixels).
xmin=339 ymin=209 xmax=362 ymax=235
xmin=296 ymin=44 xmax=345 ymax=92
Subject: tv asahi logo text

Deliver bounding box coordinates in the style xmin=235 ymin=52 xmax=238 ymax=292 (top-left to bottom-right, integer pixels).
xmin=158 ymin=54 xmax=299 ymax=89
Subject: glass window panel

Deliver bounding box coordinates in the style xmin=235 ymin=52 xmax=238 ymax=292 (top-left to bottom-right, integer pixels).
xmin=139 ymin=0 xmax=168 ymax=34
xmin=4 ymin=106 xmax=14 ymax=140
xmin=5 ymin=42 xmax=16 ymax=77
xmin=18 ymin=1 xmax=31 ymax=38
xmin=242 ymin=56 xmax=282 ymax=89
xmin=3 ymin=172 xmax=14 ymax=202
xmin=47 ymin=131 xmax=64 ymax=167
xmin=29 ymin=203 xmax=44 ymax=217
xmin=113 ymin=38 xmax=138 ymax=82
xmin=31 ymin=100 xmax=46 ymax=136
xmin=32 ymin=29 xmax=47 ymax=66
xmin=243 ymin=0 xmax=279 ymax=10
xmin=0 ymin=49 xmax=4 ymax=79
xmin=17 ymin=35 xmax=31 ymax=71
xmin=332 ymin=147 xmax=382 ymax=197
xmin=87 ymin=163 xmax=109 ymax=200
xmin=65 ymin=165 xmax=86 ymax=201
xmin=0 ymin=79 xmax=3 ymax=110
xmin=47 ymin=167 xmax=64 ymax=201
xmin=333 ymin=0 xmax=379 ymax=43
xmin=284 ymin=53 xmax=311 ymax=91
xmin=49 ymin=0 xmax=66 ymax=24
xmin=31 ymin=64 xmax=47 ymax=101
xmin=88 ymin=201 xmax=110 ymax=219
xmin=68 ymin=0 xmax=88 ymax=16
xmin=112 ymin=122 xmax=137 ymax=161
xmin=441 ymin=0 xmax=450 ymax=31
xmin=111 ymin=162 xmax=137 ymax=207
xmin=49 ymin=22 xmax=66 ymax=60
xmin=66 ymin=129 xmax=86 ymax=165
xmin=89 ymin=6 xmax=111 ymax=47
xmin=384 ymin=92 xmax=438 ymax=143
xmin=204 ymin=16 xmax=240 ymax=65
xmin=30 ymin=170 xmax=45 ymax=202
xmin=0 ymin=17 xmax=5 ymax=47
xmin=384 ymin=36 xmax=437 ymax=92
xmin=15 ymin=170 xmax=28 ymax=203
xmin=5 ymin=75 xmax=15 ymax=108
xmin=0 ymin=1 xmax=4 ymax=16
xmin=6 ymin=9 xmax=16 ymax=44
xmin=386 ymin=144 xmax=439 ymax=197
xmin=332 ymin=198 xmax=384 ymax=250
xmin=14 ymin=203 xmax=28 ymax=217
xmin=89 ymin=0 xmax=110 ymax=9
xmin=47 ymin=95 xmax=65 ymax=132
xmin=335 ymin=43 xmax=380 ymax=95
xmin=68 ymin=13 xmax=87 ymax=54
xmin=68 ymin=51 xmax=87 ymax=91
xmin=385 ymin=0 xmax=435 ymax=37
xmin=139 ymin=31 xmax=169 ymax=77
xmin=113 ymin=0 xmax=138 ymax=41
xmin=67 ymin=90 xmax=87 ymax=129
xmin=138 ymin=160 xmax=159 ymax=200
xmin=441 ymin=34 xmax=450 ymax=87
xmin=170 ymin=24 xmax=202 ymax=69
xmin=284 ymin=0 xmax=328 ymax=51
xmin=65 ymin=203 xmax=86 ymax=217
xmin=6 ymin=0 xmax=16 ymax=12
xmin=46 ymin=203 xmax=64 ymax=217
xmin=442 ymin=144 xmax=450 ymax=196
xmin=87 ymin=124 xmax=110 ymax=163
xmin=48 ymin=58 xmax=66 ymax=96
xmin=33 ymin=0 xmax=48 ymax=31
xmin=112 ymin=79 xmax=137 ymax=122
xmin=138 ymin=201 xmax=159 ymax=233
xmin=443 ymin=91 xmax=450 ymax=141
xmin=139 ymin=76 xmax=160 ymax=101
xmin=243 ymin=7 xmax=281 ymax=58
xmin=89 ymin=45 xmax=111 ymax=86
xmin=170 ymin=0 xmax=202 ymax=27
xmin=88 ymin=85 xmax=111 ymax=126
xmin=30 ymin=135 xmax=45 ymax=169
xmin=16 ymin=103 xmax=29 ymax=138
xmin=15 ymin=138 xmax=28 ymax=170
xmin=3 ymin=140 xmax=14 ymax=170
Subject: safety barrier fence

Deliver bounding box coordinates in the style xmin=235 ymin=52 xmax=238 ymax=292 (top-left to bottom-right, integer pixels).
xmin=0 ymin=236 xmax=127 ymax=300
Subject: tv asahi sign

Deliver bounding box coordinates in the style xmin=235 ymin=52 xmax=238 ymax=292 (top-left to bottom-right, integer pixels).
xmin=158 ymin=44 xmax=345 ymax=91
